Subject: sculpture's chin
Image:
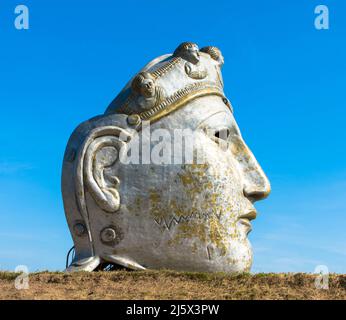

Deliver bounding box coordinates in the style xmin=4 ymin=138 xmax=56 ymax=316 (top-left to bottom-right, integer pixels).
xmin=164 ymin=238 xmax=253 ymax=273
xmin=134 ymin=237 xmax=253 ymax=274
xmin=226 ymin=238 xmax=253 ymax=273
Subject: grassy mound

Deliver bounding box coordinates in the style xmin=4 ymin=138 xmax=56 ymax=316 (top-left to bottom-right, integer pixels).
xmin=1 ymin=270 xmax=345 ymax=300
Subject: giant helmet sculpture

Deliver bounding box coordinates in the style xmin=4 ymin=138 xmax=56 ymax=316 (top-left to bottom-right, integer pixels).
xmin=62 ymin=42 xmax=270 ymax=272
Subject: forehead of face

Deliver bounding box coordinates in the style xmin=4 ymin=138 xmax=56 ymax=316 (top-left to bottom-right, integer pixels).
xmin=150 ymin=95 xmax=235 ymax=132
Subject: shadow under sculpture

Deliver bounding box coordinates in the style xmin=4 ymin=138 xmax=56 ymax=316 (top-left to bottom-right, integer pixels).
xmin=62 ymin=42 xmax=271 ymax=273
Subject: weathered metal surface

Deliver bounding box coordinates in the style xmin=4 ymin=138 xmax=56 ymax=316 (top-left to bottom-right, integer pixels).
xmin=62 ymin=42 xmax=270 ymax=273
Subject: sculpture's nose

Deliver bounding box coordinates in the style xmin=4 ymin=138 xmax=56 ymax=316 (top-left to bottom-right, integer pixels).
xmin=240 ymin=152 xmax=271 ymax=202
xmin=231 ymin=135 xmax=271 ymax=203
xmin=243 ymin=176 xmax=271 ymax=202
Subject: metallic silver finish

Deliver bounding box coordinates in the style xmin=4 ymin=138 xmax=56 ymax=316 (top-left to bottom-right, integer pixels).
xmin=73 ymin=223 xmax=86 ymax=237
xmin=62 ymin=42 xmax=270 ymax=273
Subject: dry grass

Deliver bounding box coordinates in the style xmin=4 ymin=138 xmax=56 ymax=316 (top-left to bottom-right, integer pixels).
xmin=0 ymin=270 xmax=346 ymax=300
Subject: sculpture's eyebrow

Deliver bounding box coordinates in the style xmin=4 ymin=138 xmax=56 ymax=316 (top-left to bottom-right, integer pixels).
xmin=195 ymin=110 xmax=231 ymax=130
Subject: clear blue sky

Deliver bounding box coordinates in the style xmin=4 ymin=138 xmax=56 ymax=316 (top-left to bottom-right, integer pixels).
xmin=0 ymin=0 xmax=345 ymax=273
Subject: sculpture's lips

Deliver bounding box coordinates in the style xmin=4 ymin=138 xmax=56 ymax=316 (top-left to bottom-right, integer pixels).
xmin=238 ymin=210 xmax=257 ymax=221
xmin=238 ymin=210 xmax=257 ymax=234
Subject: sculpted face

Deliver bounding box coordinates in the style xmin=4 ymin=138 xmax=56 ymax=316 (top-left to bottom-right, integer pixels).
xmin=62 ymin=42 xmax=271 ymax=273
xmin=174 ymin=42 xmax=200 ymax=65
xmin=140 ymin=78 xmax=155 ymax=98
xmin=113 ymin=95 xmax=270 ymax=272
xmin=187 ymin=45 xmax=200 ymax=64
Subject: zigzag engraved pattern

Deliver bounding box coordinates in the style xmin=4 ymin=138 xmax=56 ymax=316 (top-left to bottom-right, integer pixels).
xmin=154 ymin=211 xmax=222 ymax=231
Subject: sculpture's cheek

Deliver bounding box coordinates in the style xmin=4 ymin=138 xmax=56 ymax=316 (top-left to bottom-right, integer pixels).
xmin=129 ymin=139 xmax=254 ymax=271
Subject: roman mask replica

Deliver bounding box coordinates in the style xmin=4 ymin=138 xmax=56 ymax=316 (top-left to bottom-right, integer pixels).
xmin=62 ymin=42 xmax=270 ymax=273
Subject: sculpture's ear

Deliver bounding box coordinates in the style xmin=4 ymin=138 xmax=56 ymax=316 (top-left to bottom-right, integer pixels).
xmin=82 ymin=126 xmax=132 ymax=213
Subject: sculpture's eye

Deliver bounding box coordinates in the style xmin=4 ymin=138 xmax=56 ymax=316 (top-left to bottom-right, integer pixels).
xmin=210 ymin=128 xmax=231 ymax=151
xmin=214 ymin=128 xmax=230 ymax=142
xmin=204 ymin=127 xmax=231 ymax=150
